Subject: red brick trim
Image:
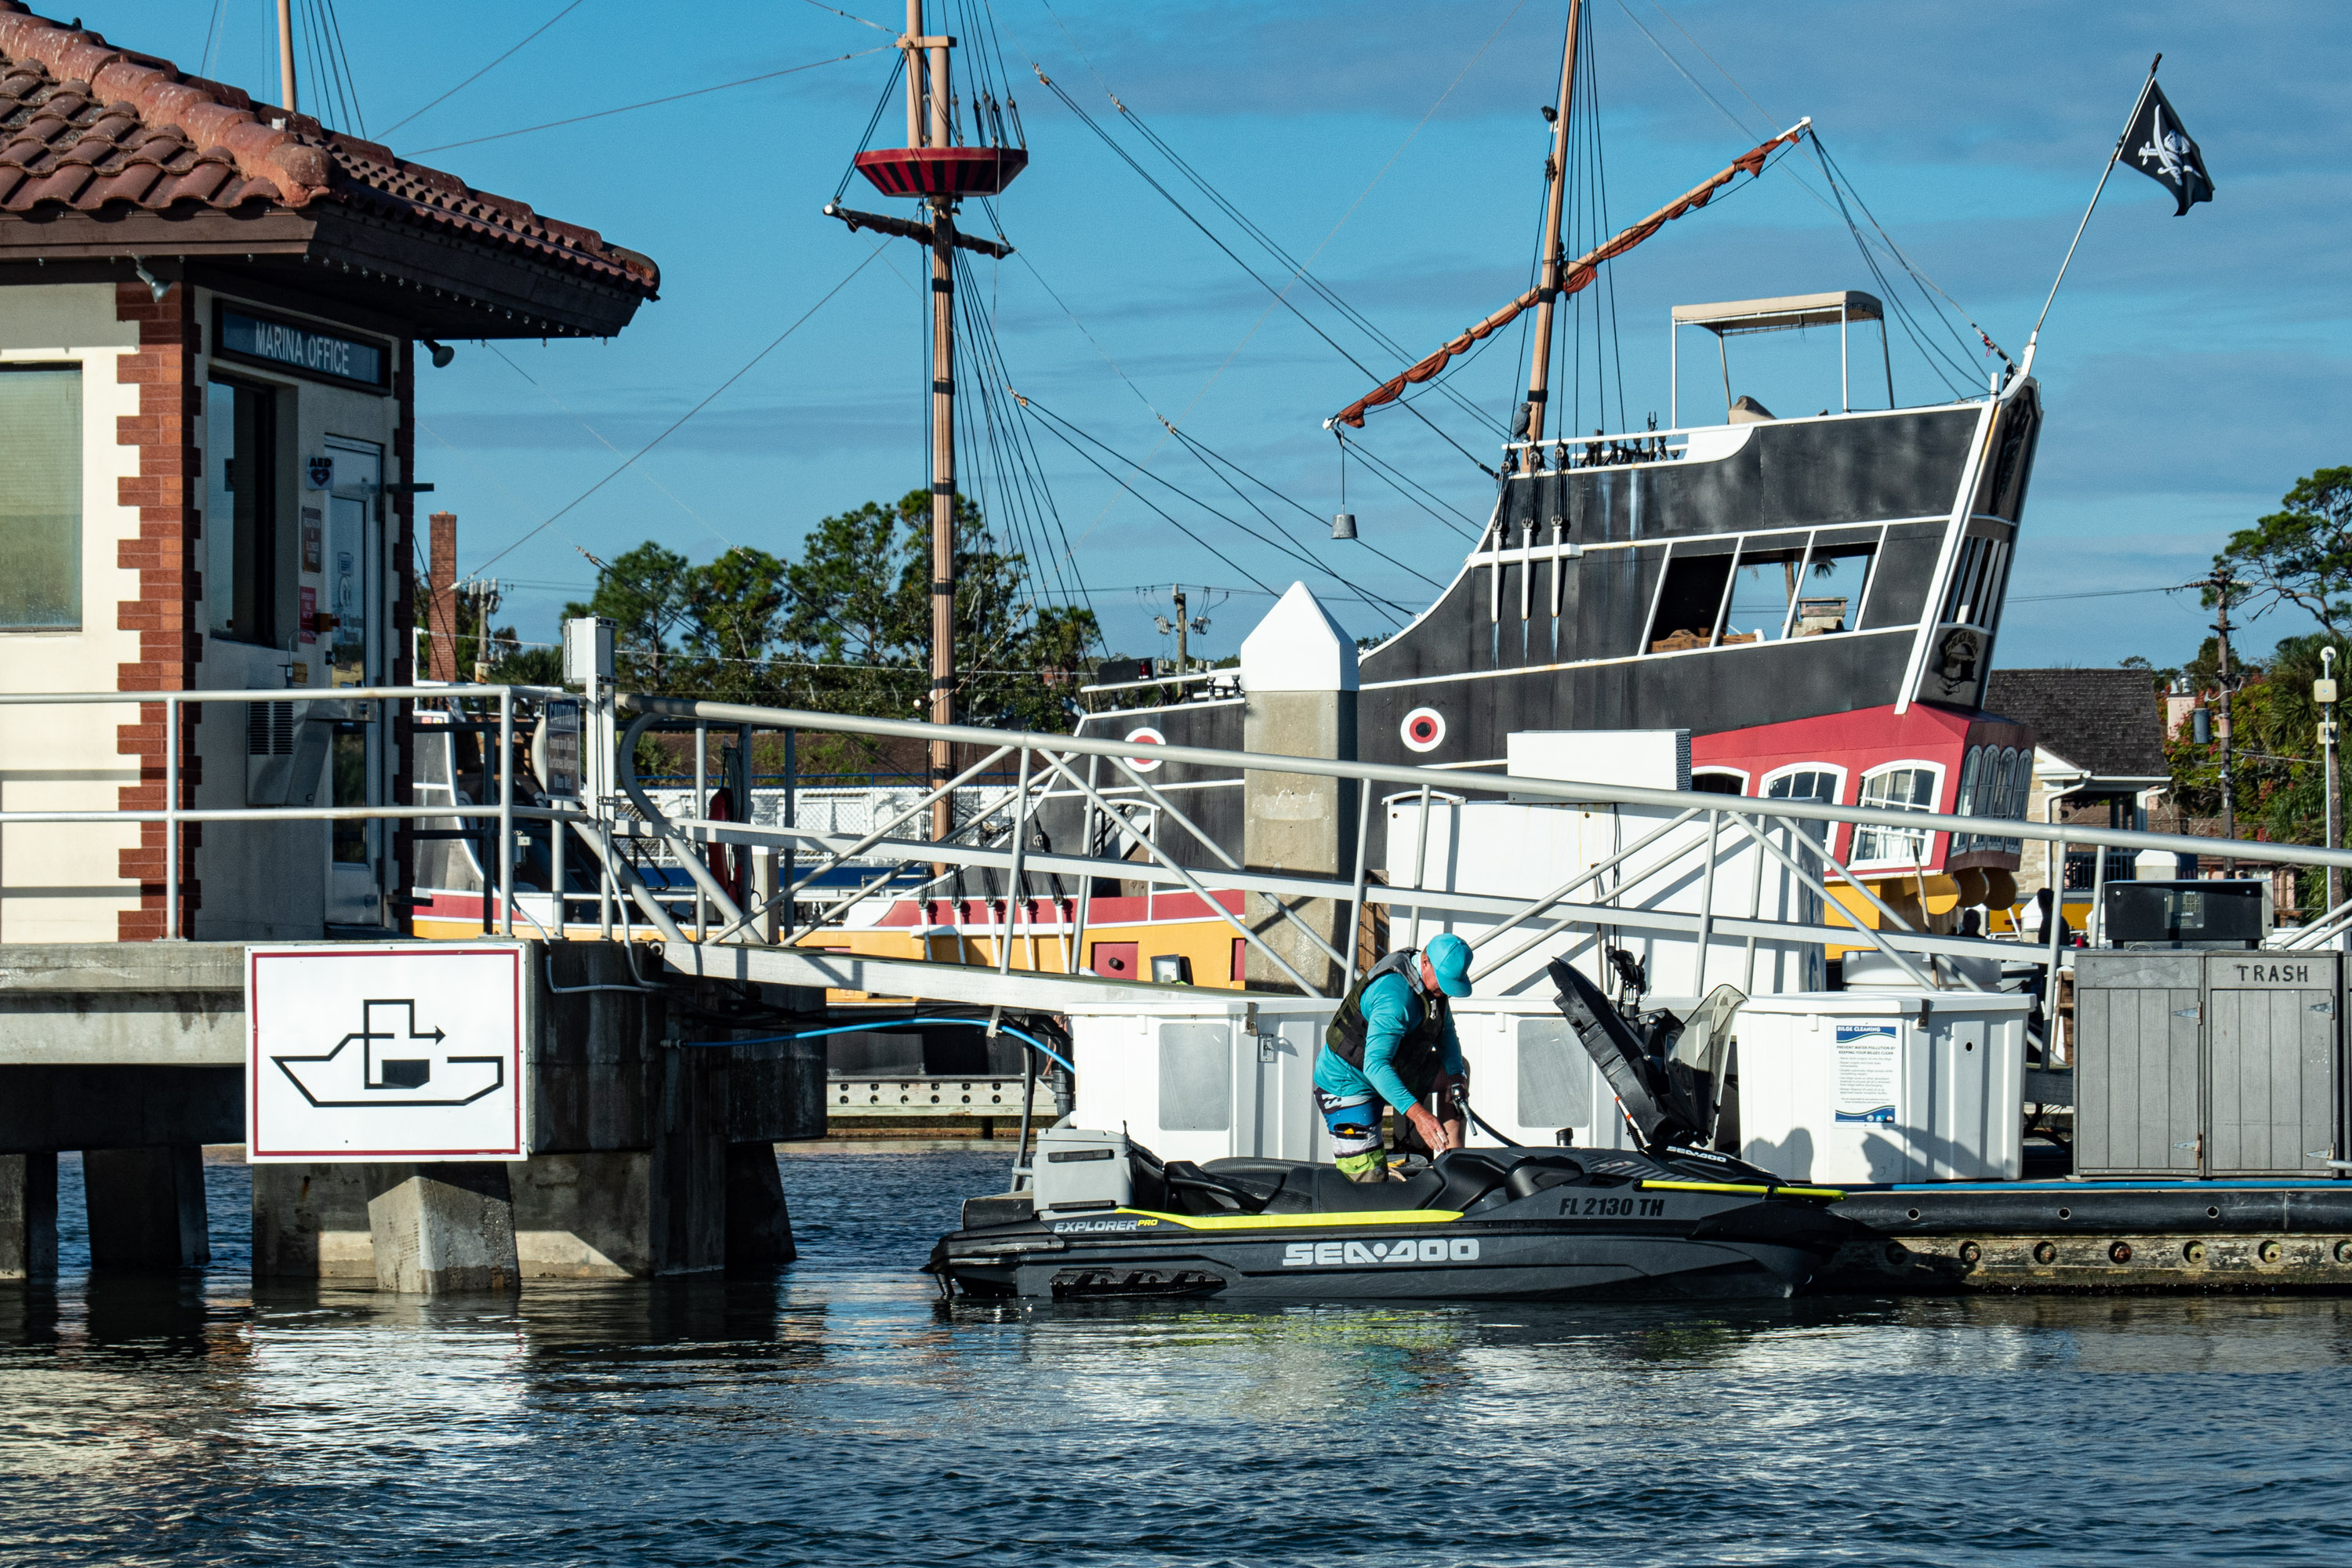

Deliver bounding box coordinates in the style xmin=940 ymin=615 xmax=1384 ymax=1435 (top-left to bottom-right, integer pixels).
xmin=113 ymin=281 xmax=199 ymax=939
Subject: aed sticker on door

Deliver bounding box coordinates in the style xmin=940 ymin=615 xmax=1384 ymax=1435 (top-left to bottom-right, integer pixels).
xmin=1832 ymin=1022 xmax=1898 ymax=1124
xmin=247 ymin=942 xmax=528 ymax=1162
xmin=1283 ymin=1237 xmax=1479 ymax=1266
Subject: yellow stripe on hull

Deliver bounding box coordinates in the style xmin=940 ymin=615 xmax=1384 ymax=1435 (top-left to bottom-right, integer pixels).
xmin=1113 ymin=1208 xmax=1465 ymax=1230
xmin=1637 ymin=1179 xmax=1846 ymax=1200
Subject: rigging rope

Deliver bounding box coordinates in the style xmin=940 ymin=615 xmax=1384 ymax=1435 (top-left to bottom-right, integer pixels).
xmin=1014 ymin=395 xmax=1418 ymax=622
xmin=1329 ymin=122 xmax=1810 ymax=430
xmin=1029 ymin=65 xmax=1499 ymax=477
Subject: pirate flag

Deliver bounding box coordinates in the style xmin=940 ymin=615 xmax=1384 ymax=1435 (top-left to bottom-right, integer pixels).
xmin=2122 ymin=81 xmax=2213 ymax=215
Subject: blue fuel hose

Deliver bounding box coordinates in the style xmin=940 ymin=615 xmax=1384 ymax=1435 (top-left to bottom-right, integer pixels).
xmin=682 ymin=1016 xmax=1076 ymax=1074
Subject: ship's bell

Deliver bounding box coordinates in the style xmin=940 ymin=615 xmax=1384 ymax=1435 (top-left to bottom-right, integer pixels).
xmin=1330 ymin=512 xmax=1358 ymax=540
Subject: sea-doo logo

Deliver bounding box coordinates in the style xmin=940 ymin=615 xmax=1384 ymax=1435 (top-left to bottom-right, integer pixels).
xmin=1282 ymin=1237 xmax=1478 ymax=1267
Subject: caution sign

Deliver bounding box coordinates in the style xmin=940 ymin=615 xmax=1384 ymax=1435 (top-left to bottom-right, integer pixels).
xmin=247 ymin=943 xmax=528 ymax=1162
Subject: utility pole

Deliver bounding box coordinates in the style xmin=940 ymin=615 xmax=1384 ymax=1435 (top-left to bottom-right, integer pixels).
xmin=2321 ymin=647 xmax=2341 ymax=913
xmin=1519 ymin=0 xmax=1584 ymax=444
xmin=1172 ymin=587 xmax=1189 ymax=678
xmin=275 ymin=0 xmax=298 ymax=112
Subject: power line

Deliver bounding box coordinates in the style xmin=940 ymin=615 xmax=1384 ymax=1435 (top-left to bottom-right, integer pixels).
xmin=465 ymin=241 xmax=890 ymax=578
xmin=414 ymin=46 xmax=891 ymax=154
xmin=381 ymin=0 xmax=585 ymax=137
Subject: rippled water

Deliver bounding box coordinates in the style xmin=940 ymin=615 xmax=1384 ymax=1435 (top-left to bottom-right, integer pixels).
xmin=6 ymin=1146 xmax=2352 ymax=1566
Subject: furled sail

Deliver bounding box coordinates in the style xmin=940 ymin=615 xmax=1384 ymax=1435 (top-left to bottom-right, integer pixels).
xmin=1326 ymin=120 xmax=1811 ymax=430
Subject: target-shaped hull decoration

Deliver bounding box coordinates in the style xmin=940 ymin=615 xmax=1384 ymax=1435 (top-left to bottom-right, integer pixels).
xmin=1121 ymin=726 xmax=1167 ymax=771
xmin=1400 ymin=707 xmax=1446 ymax=753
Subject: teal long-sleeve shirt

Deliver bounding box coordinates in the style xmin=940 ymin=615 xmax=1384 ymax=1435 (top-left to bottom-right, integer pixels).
xmin=1313 ymin=970 xmax=1465 ymax=1113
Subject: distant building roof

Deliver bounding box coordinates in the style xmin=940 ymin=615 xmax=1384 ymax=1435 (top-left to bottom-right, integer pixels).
xmin=1982 ymin=668 xmax=2169 ymax=783
xmin=0 ymin=3 xmax=657 ymax=336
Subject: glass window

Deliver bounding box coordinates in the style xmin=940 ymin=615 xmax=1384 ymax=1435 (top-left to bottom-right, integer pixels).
xmin=205 ymin=379 xmax=281 ymax=646
xmin=1791 ymin=546 xmax=1873 ymax=637
xmin=1692 ymin=770 xmax=1746 ymax=795
xmin=1853 ymin=765 xmax=1940 ymax=865
xmin=0 ymin=364 xmax=82 ymax=629
xmin=1766 ymin=768 xmax=1840 ymax=804
xmin=1951 ymin=746 xmax=1984 ymax=853
xmin=2002 ymin=748 xmax=2033 ymax=853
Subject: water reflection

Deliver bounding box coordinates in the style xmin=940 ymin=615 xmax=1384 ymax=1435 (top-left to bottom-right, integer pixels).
xmin=7 ymin=1151 xmax=2352 ymax=1565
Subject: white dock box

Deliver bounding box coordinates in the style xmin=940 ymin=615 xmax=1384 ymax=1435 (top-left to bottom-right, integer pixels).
xmin=1735 ymin=990 xmax=2030 ymax=1184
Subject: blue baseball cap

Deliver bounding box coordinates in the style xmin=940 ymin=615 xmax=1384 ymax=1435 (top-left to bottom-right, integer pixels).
xmin=1424 ymin=933 xmax=1474 ymax=997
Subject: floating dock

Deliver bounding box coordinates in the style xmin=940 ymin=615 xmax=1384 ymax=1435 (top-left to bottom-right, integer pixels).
xmin=1824 ymin=1179 xmax=2352 ymax=1292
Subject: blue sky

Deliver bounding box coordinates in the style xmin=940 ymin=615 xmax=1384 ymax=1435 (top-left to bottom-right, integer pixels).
xmin=87 ymin=0 xmax=2352 ymax=671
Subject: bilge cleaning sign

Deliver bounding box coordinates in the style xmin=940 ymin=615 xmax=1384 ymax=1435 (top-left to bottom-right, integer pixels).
xmin=1832 ymin=1022 xmax=1899 ymax=1125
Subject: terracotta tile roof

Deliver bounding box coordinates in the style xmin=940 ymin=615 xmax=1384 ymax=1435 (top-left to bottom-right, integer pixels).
xmin=0 ymin=2 xmax=655 ymax=297
xmin=1983 ymin=668 xmax=2171 ymax=782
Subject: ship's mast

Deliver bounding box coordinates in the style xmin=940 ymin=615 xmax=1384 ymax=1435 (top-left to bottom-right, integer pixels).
xmin=1521 ymin=0 xmax=1583 ymax=445
xmin=908 ymin=1 xmax=958 ymax=847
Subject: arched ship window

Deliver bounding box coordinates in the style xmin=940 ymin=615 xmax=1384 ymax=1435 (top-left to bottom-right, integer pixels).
xmin=1853 ymin=762 xmax=1944 ymax=866
xmin=1762 ymin=766 xmax=1844 ymax=855
xmin=1692 ymin=770 xmax=1747 ymax=795
xmin=1764 ymin=767 xmax=1843 ymax=804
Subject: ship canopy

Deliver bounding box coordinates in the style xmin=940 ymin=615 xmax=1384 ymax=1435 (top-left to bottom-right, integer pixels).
xmin=1670 ymin=290 xmax=1882 ymax=336
xmin=1326 ymin=120 xmax=1811 ymax=430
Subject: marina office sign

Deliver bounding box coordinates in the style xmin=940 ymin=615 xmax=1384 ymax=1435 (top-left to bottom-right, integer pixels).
xmin=214 ymin=303 xmax=391 ymax=391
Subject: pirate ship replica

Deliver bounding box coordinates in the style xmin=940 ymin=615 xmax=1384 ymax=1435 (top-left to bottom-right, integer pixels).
xmin=1036 ymin=2 xmax=2043 ymax=970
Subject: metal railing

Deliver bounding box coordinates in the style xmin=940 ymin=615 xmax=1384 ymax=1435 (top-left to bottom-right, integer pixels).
xmin=608 ymin=696 xmax=2352 ymax=1006
xmin=5 ymin=685 xmax=2347 ymax=1022
xmin=0 ymin=684 xmax=562 ymax=940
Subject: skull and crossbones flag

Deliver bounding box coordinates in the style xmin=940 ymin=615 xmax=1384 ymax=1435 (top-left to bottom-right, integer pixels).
xmin=2122 ymin=81 xmax=2213 ymax=216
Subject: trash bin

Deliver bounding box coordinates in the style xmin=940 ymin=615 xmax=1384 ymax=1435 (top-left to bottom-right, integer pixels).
xmin=1734 ymin=990 xmax=2030 ymax=1184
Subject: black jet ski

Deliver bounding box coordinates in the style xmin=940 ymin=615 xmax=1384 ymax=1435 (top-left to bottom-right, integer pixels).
xmin=927 ymin=960 xmax=1858 ymax=1302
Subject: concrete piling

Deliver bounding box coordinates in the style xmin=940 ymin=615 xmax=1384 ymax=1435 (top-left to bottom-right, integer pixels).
xmin=251 ymin=1164 xmax=376 ymax=1280
xmin=725 ymin=1144 xmax=795 ymax=1269
xmin=0 ymin=1151 xmax=58 ymax=1281
xmin=82 ymin=1145 xmax=209 ymax=1271
xmin=365 ymin=1163 xmax=520 ymax=1294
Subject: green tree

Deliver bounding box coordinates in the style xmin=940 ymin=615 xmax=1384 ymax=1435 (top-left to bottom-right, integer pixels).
xmin=684 ymin=546 xmax=790 ymax=705
xmin=781 ymin=489 xmax=1098 ymax=730
xmin=2217 ymin=467 xmax=2352 ymax=637
xmin=548 ymin=494 xmax=1098 ymax=739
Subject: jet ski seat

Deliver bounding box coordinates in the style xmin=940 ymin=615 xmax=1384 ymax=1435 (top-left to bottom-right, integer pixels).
xmin=1196 ymin=1150 xmax=1590 ymax=1216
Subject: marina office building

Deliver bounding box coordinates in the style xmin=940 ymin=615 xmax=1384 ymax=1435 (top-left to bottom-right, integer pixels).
xmin=0 ymin=4 xmax=656 ymax=943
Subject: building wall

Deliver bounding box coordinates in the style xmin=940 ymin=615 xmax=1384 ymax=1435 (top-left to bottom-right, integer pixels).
xmin=0 ymin=278 xmax=409 ymax=944
xmin=0 ymin=282 xmax=147 ymax=942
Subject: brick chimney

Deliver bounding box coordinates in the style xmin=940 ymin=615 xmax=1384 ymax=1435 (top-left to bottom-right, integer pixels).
xmin=426 ymin=511 xmax=458 ymax=683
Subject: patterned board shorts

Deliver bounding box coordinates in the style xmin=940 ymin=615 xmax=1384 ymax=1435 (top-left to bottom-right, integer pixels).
xmin=1313 ymin=1087 xmax=1391 ymax=1181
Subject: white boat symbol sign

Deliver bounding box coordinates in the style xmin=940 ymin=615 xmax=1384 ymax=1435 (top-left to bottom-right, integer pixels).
xmin=273 ymin=997 xmax=507 ymax=1109
xmin=247 ymin=943 xmax=528 ymax=1163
